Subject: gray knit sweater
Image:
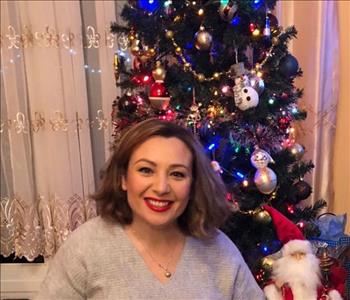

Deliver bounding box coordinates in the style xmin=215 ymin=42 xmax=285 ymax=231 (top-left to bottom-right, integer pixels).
xmin=36 ymin=217 xmax=265 ymax=300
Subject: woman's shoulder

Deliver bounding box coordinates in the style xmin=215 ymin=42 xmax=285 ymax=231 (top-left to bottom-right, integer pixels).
xmin=67 ymin=216 xmax=105 ymax=236
xmin=59 ymin=216 xmax=122 ymax=250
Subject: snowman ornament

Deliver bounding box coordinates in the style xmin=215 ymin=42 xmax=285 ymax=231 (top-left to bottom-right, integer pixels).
xmin=233 ymin=75 xmax=259 ymax=111
xmin=250 ymin=148 xmax=277 ymax=194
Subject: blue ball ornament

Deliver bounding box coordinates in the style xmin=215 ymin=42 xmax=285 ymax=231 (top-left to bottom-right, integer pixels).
xmin=279 ymin=54 xmax=299 ymax=78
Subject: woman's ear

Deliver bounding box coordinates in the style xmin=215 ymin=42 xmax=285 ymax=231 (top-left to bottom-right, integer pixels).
xmin=121 ymin=175 xmax=127 ymax=191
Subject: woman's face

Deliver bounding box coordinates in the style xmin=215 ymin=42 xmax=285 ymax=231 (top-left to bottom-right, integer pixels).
xmin=122 ymin=136 xmax=193 ymax=230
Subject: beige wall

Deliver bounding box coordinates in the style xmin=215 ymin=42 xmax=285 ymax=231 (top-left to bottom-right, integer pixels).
xmin=333 ymin=1 xmax=350 ymax=233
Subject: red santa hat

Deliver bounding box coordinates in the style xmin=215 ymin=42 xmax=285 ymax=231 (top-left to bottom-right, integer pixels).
xmin=262 ymin=205 xmax=312 ymax=256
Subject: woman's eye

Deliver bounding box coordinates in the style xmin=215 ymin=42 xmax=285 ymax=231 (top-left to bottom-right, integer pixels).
xmin=138 ymin=167 xmax=153 ymax=174
xmin=171 ymin=171 xmax=185 ymax=179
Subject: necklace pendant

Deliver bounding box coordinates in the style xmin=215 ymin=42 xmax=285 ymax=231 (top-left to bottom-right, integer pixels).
xmin=165 ymin=271 xmax=172 ymax=278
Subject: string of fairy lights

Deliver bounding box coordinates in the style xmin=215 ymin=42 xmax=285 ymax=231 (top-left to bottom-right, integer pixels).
xmin=164 ymin=26 xmax=283 ymax=82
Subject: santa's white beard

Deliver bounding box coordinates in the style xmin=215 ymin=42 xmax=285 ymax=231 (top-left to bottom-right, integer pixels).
xmin=273 ymin=253 xmax=321 ymax=300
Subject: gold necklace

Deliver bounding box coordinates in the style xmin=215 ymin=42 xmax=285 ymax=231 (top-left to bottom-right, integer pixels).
xmin=148 ymin=251 xmax=173 ymax=278
xmin=130 ymin=229 xmax=180 ymax=278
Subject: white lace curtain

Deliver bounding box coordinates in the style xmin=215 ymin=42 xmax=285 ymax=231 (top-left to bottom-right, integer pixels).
xmin=0 ymin=0 xmax=123 ymax=260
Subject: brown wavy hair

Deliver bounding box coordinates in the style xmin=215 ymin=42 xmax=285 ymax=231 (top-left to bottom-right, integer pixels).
xmin=92 ymin=118 xmax=229 ymax=239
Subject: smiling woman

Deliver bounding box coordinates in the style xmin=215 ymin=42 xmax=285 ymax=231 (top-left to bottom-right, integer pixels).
xmin=35 ymin=119 xmax=265 ymax=300
xmin=94 ymin=118 xmax=228 ymax=239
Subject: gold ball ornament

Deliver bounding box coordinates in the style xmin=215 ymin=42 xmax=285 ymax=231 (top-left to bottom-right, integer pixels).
xmin=130 ymin=39 xmax=141 ymax=56
xmin=261 ymin=257 xmax=274 ymax=271
xmin=253 ymin=209 xmax=272 ymax=224
xmin=175 ymin=46 xmax=182 ymax=55
xmin=152 ymin=61 xmax=166 ymax=82
xmin=128 ymin=32 xmax=136 ymax=41
xmin=213 ymin=72 xmax=220 ymax=80
xmin=197 ymin=73 xmax=205 ymax=82
xmin=165 ymin=30 xmax=174 ymax=39
xmin=184 ymin=62 xmax=191 ymax=71
xmin=195 ymin=27 xmax=212 ymax=51
xmin=139 ymin=55 xmax=149 ymax=63
xmin=146 ymin=47 xmax=156 ymax=58
xmin=173 ymin=15 xmax=182 ymax=23
xmin=137 ymin=45 xmax=155 ymax=62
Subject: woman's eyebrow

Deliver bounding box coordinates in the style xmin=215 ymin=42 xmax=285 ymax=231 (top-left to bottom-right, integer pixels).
xmin=133 ymin=158 xmax=156 ymax=166
xmin=133 ymin=159 xmax=191 ymax=170
xmin=168 ymin=164 xmax=191 ymax=171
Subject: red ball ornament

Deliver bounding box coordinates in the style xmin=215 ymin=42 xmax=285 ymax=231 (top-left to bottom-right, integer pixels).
xmin=149 ymin=61 xmax=170 ymax=110
xmin=278 ymin=116 xmax=291 ymax=130
xmin=131 ymin=73 xmax=153 ymax=86
xmin=149 ymin=81 xmax=170 ymax=110
xmin=165 ymin=109 xmax=175 ymax=120
xmin=142 ymin=74 xmax=152 ymax=85
xmin=281 ymin=92 xmax=289 ymax=100
xmin=131 ymin=75 xmax=142 ymax=85
xmin=150 ymin=81 xmax=168 ymax=97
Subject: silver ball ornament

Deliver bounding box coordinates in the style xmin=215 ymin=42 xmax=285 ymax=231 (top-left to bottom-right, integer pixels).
xmin=254 ymin=168 xmax=277 ymax=194
xmin=289 ymin=143 xmax=305 ymax=160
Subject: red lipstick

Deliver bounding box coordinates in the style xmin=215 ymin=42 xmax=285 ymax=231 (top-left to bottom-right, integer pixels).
xmin=144 ymin=198 xmax=173 ymax=212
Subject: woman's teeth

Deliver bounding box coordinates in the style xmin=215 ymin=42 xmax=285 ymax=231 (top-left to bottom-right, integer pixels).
xmin=148 ymin=200 xmax=170 ymax=207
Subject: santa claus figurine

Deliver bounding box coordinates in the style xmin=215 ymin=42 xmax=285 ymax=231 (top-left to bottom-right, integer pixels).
xmin=262 ymin=205 xmax=345 ymax=300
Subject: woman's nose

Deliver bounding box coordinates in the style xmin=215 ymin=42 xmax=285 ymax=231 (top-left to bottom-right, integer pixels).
xmin=152 ymin=174 xmax=170 ymax=195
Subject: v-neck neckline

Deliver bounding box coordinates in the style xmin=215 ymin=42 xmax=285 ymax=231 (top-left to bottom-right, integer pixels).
xmin=119 ymin=225 xmax=189 ymax=286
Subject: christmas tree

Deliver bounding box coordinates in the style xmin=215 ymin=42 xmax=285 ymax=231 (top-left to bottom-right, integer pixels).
xmin=111 ymin=0 xmax=326 ymax=285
